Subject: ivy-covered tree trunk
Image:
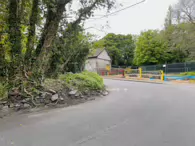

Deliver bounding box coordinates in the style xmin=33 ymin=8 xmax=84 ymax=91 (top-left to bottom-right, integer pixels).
xmin=25 ymin=0 xmax=39 ymax=67
xmin=8 ymin=0 xmax=22 ymax=76
xmin=34 ymin=2 xmax=66 ymax=74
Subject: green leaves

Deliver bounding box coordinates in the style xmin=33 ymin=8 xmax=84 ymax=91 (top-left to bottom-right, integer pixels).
xmin=59 ymin=71 xmax=104 ymax=91
xmin=94 ymin=33 xmax=135 ymax=66
xmin=134 ymin=30 xmax=169 ymax=66
xmin=160 ymin=23 xmax=195 ymax=62
xmin=46 ymin=24 xmax=92 ymax=75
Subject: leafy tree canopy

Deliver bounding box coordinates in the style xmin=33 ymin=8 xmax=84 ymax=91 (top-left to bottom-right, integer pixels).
xmin=93 ymin=33 xmax=135 ymax=66
xmin=134 ymin=30 xmax=169 ymax=66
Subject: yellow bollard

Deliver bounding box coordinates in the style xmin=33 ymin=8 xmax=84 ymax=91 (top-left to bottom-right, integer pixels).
xmin=139 ymin=68 xmax=142 ymax=79
xmin=161 ymin=70 xmax=164 ymax=81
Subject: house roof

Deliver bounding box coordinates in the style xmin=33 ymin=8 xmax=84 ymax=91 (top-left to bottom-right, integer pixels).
xmin=88 ymin=48 xmax=104 ymax=58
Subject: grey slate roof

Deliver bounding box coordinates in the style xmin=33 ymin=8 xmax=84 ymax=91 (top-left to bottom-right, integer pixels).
xmin=88 ymin=49 xmax=104 ymax=58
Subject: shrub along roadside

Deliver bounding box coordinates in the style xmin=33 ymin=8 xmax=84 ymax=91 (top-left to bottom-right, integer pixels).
xmin=0 ymin=71 xmax=106 ymax=118
xmin=59 ymin=71 xmax=105 ymax=92
xmin=0 ymin=71 xmax=105 ymax=101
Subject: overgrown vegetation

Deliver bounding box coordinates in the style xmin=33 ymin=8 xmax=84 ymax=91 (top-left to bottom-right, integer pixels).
xmin=59 ymin=71 xmax=104 ymax=92
xmin=0 ymin=0 xmax=116 ymax=100
xmin=0 ymin=83 xmax=8 ymax=100
xmin=43 ymin=71 xmax=105 ymax=97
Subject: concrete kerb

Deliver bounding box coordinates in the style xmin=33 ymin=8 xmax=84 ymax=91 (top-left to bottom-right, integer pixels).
xmin=103 ymin=77 xmax=164 ymax=84
xmin=103 ymin=77 xmax=195 ymax=86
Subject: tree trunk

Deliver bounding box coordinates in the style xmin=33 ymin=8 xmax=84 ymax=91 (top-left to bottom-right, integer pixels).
xmin=34 ymin=2 xmax=66 ymax=74
xmin=8 ymin=0 xmax=22 ymax=77
xmin=33 ymin=0 xmax=105 ymax=75
xmin=25 ymin=0 xmax=39 ymax=67
xmin=8 ymin=0 xmax=22 ymax=58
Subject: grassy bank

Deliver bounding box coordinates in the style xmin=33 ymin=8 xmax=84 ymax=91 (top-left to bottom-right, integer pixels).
xmin=180 ymin=72 xmax=195 ymax=76
xmin=59 ymin=71 xmax=104 ymax=92
xmin=1 ymin=71 xmax=104 ymax=101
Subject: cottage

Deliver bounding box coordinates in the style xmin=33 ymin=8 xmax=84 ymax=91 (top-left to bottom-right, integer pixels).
xmin=85 ymin=49 xmax=111 ymax=72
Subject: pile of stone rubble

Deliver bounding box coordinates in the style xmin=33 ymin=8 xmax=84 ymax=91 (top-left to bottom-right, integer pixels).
xmin=0 ymin=88 xmax=109 ymax=118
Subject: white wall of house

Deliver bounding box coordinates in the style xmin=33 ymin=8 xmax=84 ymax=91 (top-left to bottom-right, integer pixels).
xmin=85 ymin=58 xmax=111 ymax=72
xmin=96 ymin=59 xmax=111 ymax=68
xmin=85 ymin=49 xmax=111 ymax=72
xmin=85 ymin=58 xmax=97 ymax=72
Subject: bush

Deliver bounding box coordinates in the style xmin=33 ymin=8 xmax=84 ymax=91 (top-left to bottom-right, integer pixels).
xmin=0 ymin=83 xmax=8 ymax=100
xmin=59 ymin=71 xmax=104 ymax=91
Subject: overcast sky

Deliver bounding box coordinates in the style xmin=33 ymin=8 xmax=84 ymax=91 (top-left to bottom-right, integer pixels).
xmin=84 ymin=0 xmax=178 ymax=38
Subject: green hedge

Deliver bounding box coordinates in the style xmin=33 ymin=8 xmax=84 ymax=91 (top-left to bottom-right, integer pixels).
xmin=59 ymin=71 xmax=104 ymax=91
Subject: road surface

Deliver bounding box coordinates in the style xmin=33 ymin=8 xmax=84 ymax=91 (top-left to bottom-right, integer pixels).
xmin=0 ymin=79 xmax=195 ymax=146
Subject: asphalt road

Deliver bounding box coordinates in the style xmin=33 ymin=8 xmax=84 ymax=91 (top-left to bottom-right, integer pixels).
xmin=0 ymin=79 xmax=195 ymax=146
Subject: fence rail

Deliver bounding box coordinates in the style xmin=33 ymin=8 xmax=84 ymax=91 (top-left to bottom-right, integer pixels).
xmin=96 ymin=68 xmax=125 ymax=76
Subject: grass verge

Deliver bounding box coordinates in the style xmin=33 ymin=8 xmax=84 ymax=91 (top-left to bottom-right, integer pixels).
xmin=180 ymin=72 xmax=195 ymax=76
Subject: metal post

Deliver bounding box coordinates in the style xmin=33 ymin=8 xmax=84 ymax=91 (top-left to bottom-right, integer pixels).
xmin=184 ymin=62 xmax=187 ymax=72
